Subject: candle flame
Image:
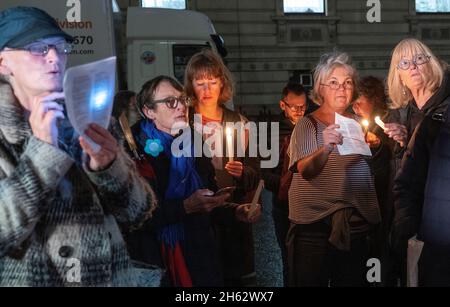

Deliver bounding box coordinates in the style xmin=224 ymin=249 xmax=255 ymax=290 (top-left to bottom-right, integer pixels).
xmin=362 ymin=119 xmax=369 ymax=127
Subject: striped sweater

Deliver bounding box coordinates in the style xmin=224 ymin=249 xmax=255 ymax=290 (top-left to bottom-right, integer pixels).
xmin=0 ymin=81 xmax=157 ymax=286
xmin=288 ymin=115 xmax=380 ymax=226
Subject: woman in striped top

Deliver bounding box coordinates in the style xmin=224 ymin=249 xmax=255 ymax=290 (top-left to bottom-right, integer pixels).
xmin=287 ymin=51 xmax=381 ymax=287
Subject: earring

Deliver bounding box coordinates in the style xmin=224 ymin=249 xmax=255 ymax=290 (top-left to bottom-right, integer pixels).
xmin=403 ymin=87 xmax=407 ymax=95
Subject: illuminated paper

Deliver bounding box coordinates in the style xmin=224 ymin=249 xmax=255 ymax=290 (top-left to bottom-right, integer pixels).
xmin=64 ymin=57 xmax=116 ymax=153
xmin=335 ymin=113 xmax=372 ymax=156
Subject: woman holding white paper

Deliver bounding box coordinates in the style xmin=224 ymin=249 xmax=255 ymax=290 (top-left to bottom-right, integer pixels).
xmin=287 ymin=51 xmax=381 ymax=287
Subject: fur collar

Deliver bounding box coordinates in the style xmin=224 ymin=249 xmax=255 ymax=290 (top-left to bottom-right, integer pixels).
xmin=0 ymin=81 xmax=31 ymax=145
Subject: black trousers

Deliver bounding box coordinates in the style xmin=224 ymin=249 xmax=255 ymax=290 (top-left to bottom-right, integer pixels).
xmin=419 ymin=243 xmax=450 ymax=287
xmin=287 ymin=221 xmax=371 ymax=287
xmin=272 ymin=204 xmax=290 ymax=286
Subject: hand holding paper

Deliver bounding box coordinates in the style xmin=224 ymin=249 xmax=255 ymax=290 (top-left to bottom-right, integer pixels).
xmin=63 ymin=57 xmax=116 ymax=153
xmin=334 ymin=113 xmax=372 ymax=156
xmin=79 ymin=123 xmax=119 ymax=171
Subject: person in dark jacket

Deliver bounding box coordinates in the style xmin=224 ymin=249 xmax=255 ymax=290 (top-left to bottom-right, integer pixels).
xmin=386 ymin=38 xmax=450 ymax=286
xmin=386 ymin=38 xmax=450 ymax=158
xmin=392 ymin=102 xmax=450 ymax=286
xmin=126 ymin=75 xmax=260 ymax=287
xmin=184 ymin=49 xmax=261 ymax=286
xmin=353 ymin=76 xmax=403 ymax=286
xmin=261 ymin=82 xmax=307 ymax=286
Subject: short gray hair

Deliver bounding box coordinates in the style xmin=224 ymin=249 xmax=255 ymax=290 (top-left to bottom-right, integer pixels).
xmin=309 ymin=51 xmax=358 ymax=105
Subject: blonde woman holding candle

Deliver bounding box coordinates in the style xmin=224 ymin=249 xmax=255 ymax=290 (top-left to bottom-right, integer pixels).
xmin=386 ymin=38 xmax=450 ymax=151
xmin=184 ymin=49 xmax=261 ymax=287
xmin=387 ymin=38 xmax=450 ymax=285
xmin=287 ymin=51 xmax=381 ymax=287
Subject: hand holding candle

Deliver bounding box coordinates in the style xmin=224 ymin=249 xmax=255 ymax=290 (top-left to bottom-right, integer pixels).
xmin=361 ymin=119 xmax=369 ymax=135
xmin=248 ymin=180 xmax=264 ymax=218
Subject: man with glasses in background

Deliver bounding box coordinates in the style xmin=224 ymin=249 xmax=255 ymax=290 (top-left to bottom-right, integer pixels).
xmin=0 ymin=6 xmax=157 ymax=286
xmin=262 ymin=82 xmax=307 ymax=286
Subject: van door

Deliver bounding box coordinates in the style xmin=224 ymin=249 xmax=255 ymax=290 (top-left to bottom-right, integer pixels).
xmin=127 ymin=41 xmax=170 ymax=92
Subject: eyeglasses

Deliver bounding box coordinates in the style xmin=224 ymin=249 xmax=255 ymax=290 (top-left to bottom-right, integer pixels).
xmin=152 ymin=96 xmax=191 ymax=109
xmin=397 ymin=54 xmax=431 ymax=70
xmin=282 ymin=100 xmax=307 ymax=112
xmin=3 ymin=41 xmax=73 ymax=56
xmin=320 ymin=80 xmax=354 ymax=90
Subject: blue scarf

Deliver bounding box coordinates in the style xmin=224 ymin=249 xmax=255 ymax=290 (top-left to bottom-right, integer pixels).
xmin=140 ymin=120 xmax=203 ymax=247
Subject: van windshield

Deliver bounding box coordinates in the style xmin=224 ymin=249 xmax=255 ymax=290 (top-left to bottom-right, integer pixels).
xmin=173 ymin=44 xmax=210 ymax=83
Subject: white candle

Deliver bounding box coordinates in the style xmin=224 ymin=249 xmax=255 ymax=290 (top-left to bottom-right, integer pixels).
xmin=249 ymin=180 xmax=264 ymax=216
xmin=226 ymin=127 xmax=234 ymax=162
xmin=374 ymin=116 xmax=386 ymax=130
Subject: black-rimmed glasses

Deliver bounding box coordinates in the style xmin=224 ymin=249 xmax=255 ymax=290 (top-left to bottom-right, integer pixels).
xmin=282 ymin=100 xmax=307 ymax=112
xmin=152 ymin=96 xmax=191 ymax=109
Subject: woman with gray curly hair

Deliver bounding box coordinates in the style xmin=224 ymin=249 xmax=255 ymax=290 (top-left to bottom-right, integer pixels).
xmin=287 ymin=51 xmax=381 ymax=287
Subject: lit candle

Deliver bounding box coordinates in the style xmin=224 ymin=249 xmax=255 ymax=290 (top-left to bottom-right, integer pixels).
xmin=362 ymin=119 xmax=369 ymax=135
xmin=374 ymin=116 xmax=386 ymax=130
xmin=226 ymin=127 xmax=234 ymax=162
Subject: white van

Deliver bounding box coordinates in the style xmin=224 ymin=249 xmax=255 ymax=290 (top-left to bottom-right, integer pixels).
xmin=126 ymin=7 xmax=226 ymax=92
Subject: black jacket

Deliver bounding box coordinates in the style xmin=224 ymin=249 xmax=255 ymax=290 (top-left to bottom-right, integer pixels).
xmin=125 ymin=120 xmax=237 ymax=286
xmin=188 ymin=106 xmax=260 ymax=202
xmin=387 ymin=71 xmax=450 ymax=160
xmin=261 ymin=112 xmax=294 ymax=209
xmin=392 ymin=98 xmax=450 ymax=249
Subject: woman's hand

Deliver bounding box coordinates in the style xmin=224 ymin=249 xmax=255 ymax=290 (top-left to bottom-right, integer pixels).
xmin=225 ymin=161 xmax=243 ymax=178
xmin=365 ymin=131 xmax=381 ymax=148
xmin=29 ymin=92 xmax=65 ymax=146
xmin=384 ymin=123 xmax=408 ymax=147
xmin=183 ymin=189 xmax=230 ymax=214
xmin=235 ymin=203 xmax=261 ymax=223
xmin=322 ymin=124 xmax=343 ymax=152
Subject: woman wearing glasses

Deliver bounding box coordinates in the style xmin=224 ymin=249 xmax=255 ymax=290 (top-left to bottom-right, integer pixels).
xmin=287 ymin=51 xmax=381 ymax=286
xmin=386 ymin=38 xmax=449 ymax=151
xmin=125 ymin=75 xmax=258 ymax=287
xmin=389 ymin=40 xmax=450 ymax=285
xmin=184 ymin=49 xmax=261 ymax=286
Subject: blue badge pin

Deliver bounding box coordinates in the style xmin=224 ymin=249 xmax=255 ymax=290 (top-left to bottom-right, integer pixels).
xmin=144 ymin=139 xmax=164 ymax=157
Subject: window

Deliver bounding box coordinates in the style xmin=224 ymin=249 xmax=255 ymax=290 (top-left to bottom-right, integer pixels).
xmin=141 ymin=0 xmax=186 ymax=9
xmin=283 ymin=0 xmax=325 ymax=13
xmin=416 ymin=0 xmax=450 ymax=13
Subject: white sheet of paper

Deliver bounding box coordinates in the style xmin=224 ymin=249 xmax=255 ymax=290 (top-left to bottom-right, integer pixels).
xmin=334 ymin=113 xmax=372 ymax=156
xmin=63 ymin=57 xmax=116 ymax=153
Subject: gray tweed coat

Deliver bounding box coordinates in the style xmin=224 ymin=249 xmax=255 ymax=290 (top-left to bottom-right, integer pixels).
xmin=0 ymin=81 xmax=157 ymax=286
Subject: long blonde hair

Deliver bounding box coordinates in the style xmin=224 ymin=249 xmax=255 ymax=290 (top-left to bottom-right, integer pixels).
xmin=387 ymin=38 xmax=444 ymax=109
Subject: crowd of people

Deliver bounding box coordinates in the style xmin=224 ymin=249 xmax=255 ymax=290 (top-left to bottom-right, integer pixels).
xmin=1 ymin=6 xmax=450 ymax=287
